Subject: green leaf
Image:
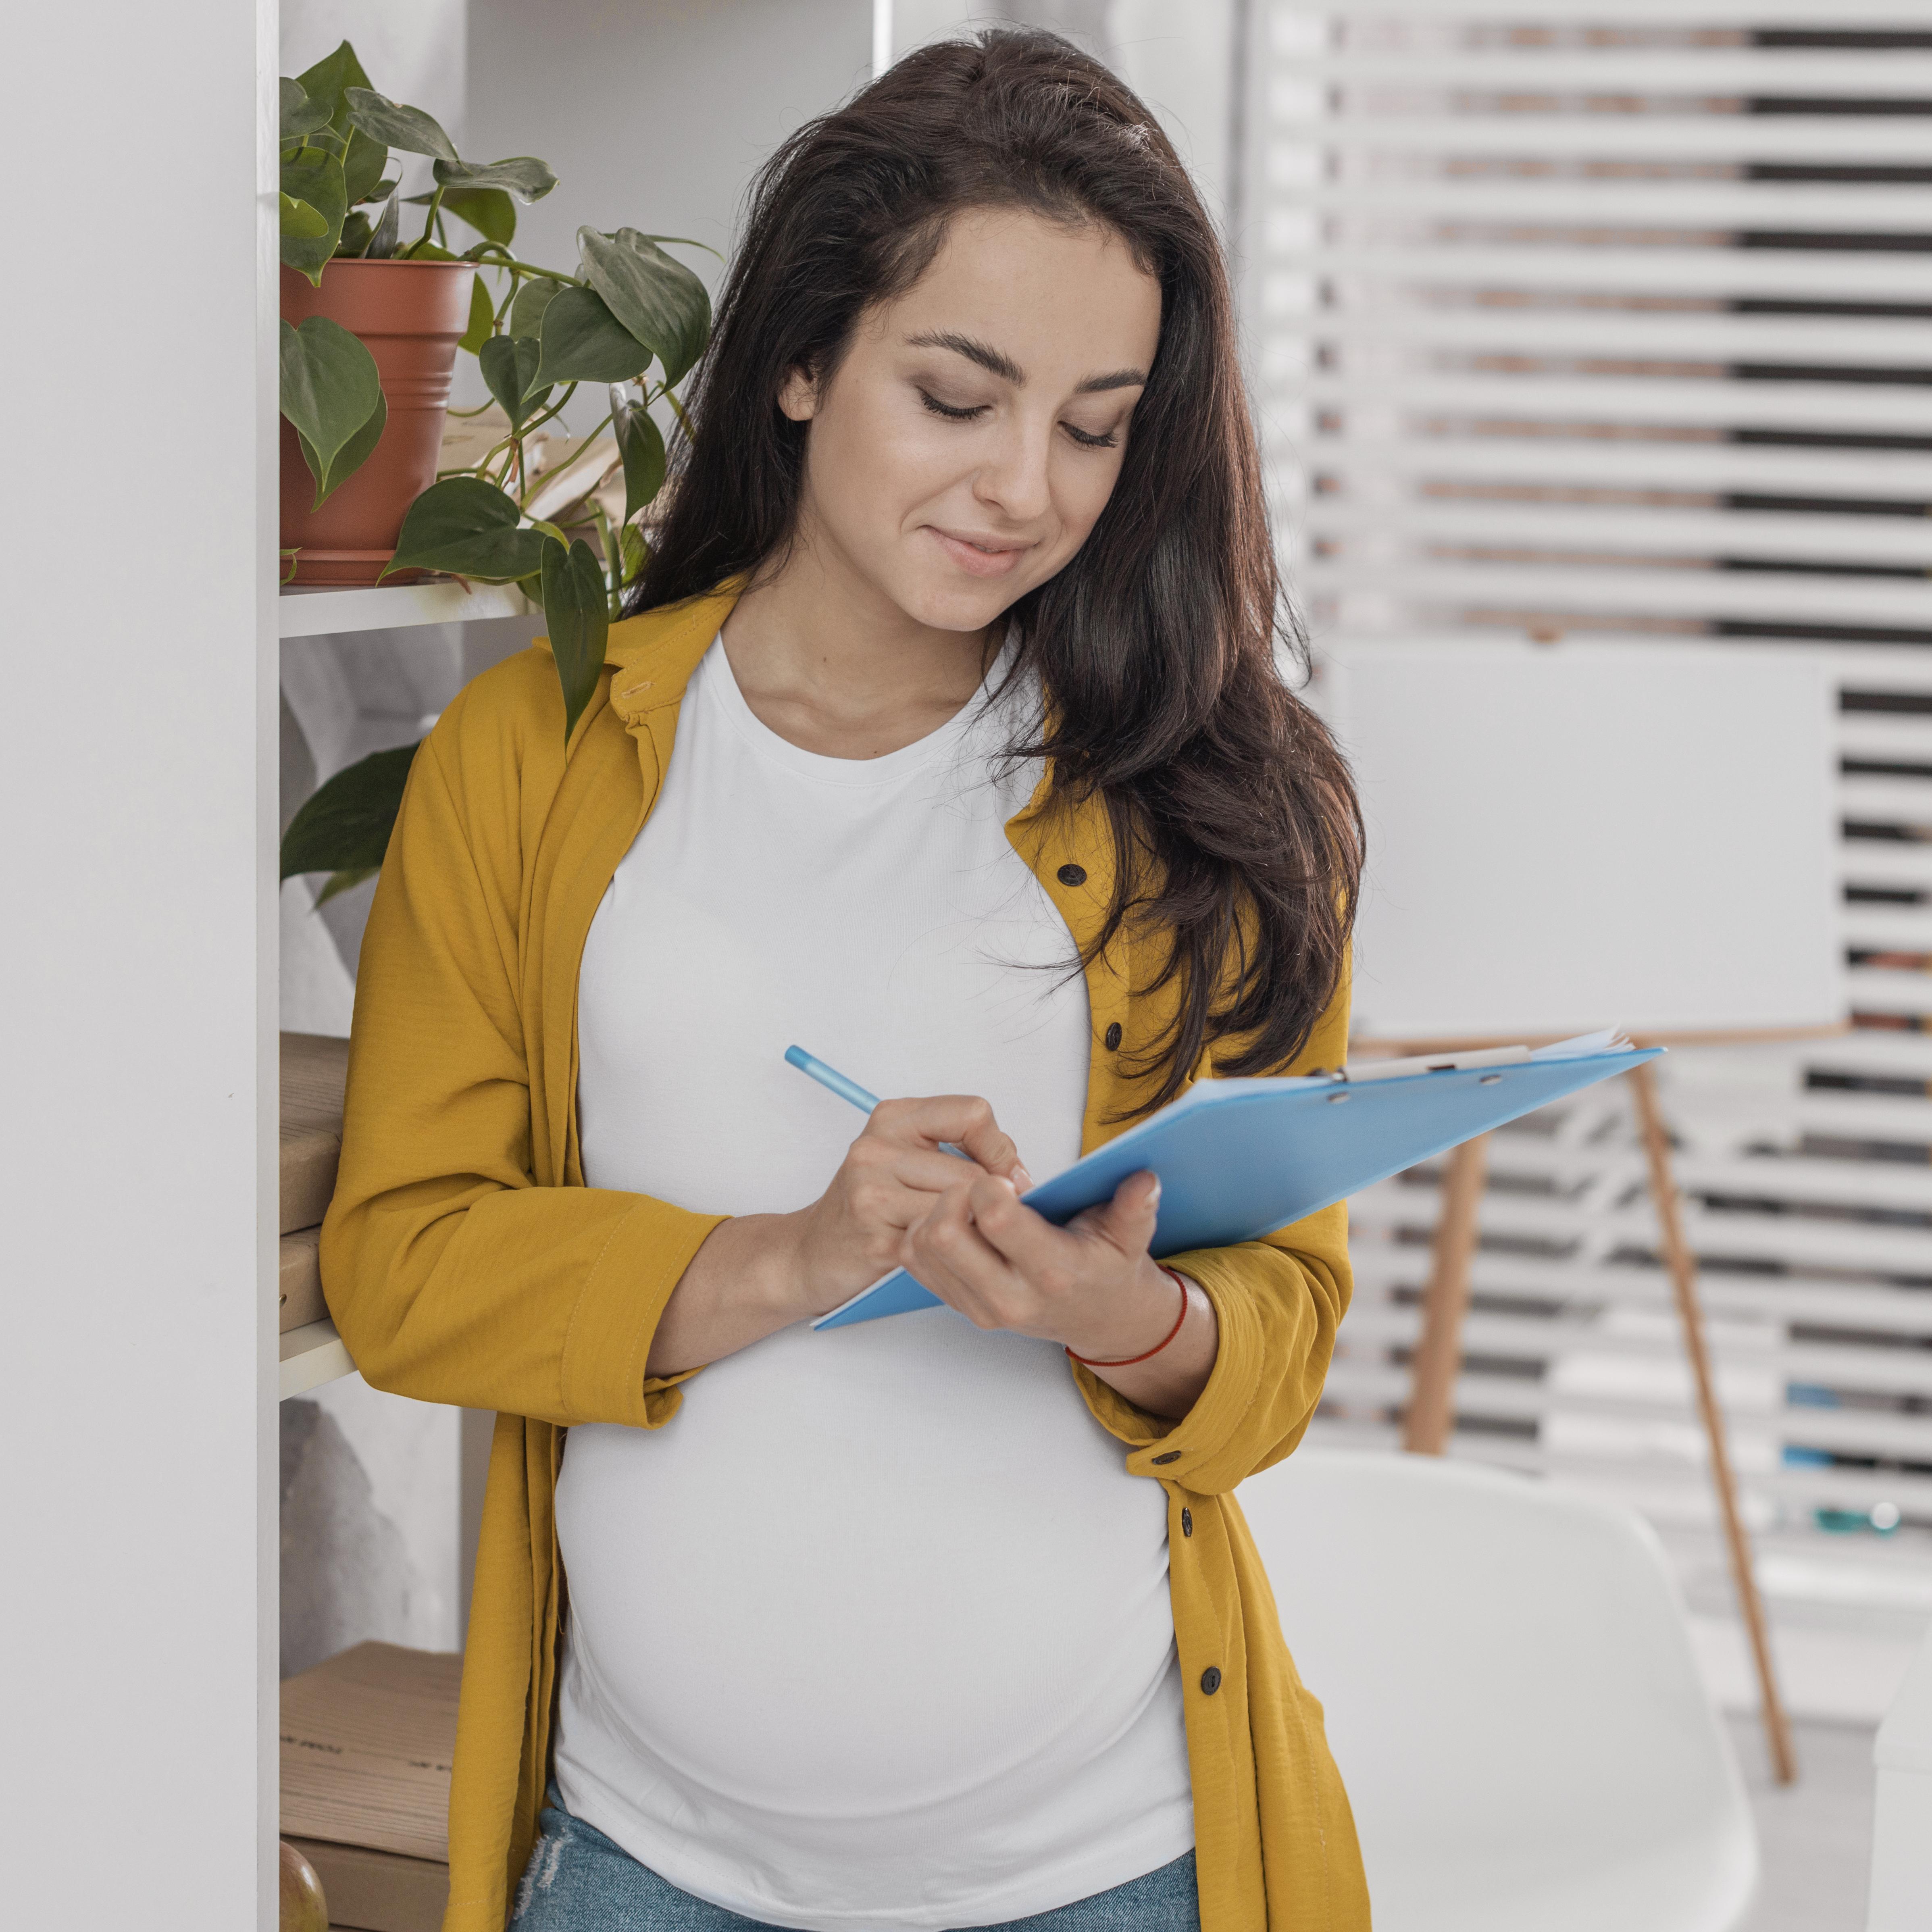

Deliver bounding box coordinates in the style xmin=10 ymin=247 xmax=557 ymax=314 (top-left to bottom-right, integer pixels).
xmin=385 ymin=476 xmax=547 ymax=581
xmin=290 ymin=43 xmax=385 ymax=207
xmin=341 ymin=124 xmax=389 ymax=209
xmin=479 ymin=334 xmax=550 ymax=427
xmin=295 ymin=387 xmax=387 ymax=509
xmin=535 ymin=285 xmax=651 ymax=386
xmin=640 ymin=233 xmax=722 ymax=258
xmin=578 ymin=227 xmax=710 ymax=388
xmin=280 ymin=316 xmax=383 ymax=502
xmin=508 ymin=277 xmax=562 ymax=340
xmin=281 ymin=742 xmax=419 ymax=881
xmin=280 ymin=78 xmax=332 ymax=142
xmin=440 ymin=185 xmax=518 ymax=244
xmin=432 ymin=154 xmax=557 ymax=202
xmin=612 ymin=395 xmax=666 ymax=525
xmin=619 ymin=522 xmax=650 ymax=588
xmin=316 ymin=866 xmax=379 ymax=906
xmin=542 ymin=537 xmax=612 ymax=744
xmin=366 ymin=194 xmax=401 ymax=260
xmin=294 ymin=40 xmax=373 ymax=130
xmin=343 ymin=87 xmax=458 ymax=162
xmin=458 ymin=273 xmax=495 ymax=355
xmin=335 ymin=209 xmax=373 ymax=258
xmin=280 ymin=191 xmax=330 ymax=239
xmin=279 ymin=152 xmax=346 ymax=283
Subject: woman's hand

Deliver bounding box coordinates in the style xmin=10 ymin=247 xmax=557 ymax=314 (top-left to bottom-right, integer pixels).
xmin=793 ymin=1095 xmax=1031 ymax=1305
xmin=650 ymin=1092 xmax=1218 ymax=1421
xmin=903 ymin=1169 xmax=1219 ymax=1421
xmin=646 ymin=1095 xmax=1029 ymax=1377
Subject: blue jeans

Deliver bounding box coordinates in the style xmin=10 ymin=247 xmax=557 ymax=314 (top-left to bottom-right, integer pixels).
xmin=511 ymin=1787 xmax=1199 ymax=1931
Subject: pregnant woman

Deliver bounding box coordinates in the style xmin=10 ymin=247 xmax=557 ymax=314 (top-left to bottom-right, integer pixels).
xmin=324 ymin=27 xmax=1367 ymax=1932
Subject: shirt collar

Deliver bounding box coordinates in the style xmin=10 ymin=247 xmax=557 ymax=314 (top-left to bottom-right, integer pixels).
xmin=602 ymin=578 xmax=746 ymax=725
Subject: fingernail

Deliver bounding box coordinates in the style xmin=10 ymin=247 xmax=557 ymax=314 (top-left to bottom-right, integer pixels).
xmin=1147 ymin=1176 xmax=1162 ymax=1204
xmin=1013 ymin=1165 xmax=1035 ymax=1191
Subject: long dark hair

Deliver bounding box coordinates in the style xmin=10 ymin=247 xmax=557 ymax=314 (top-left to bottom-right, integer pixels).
xmin=630 ymin=27 xmax=1362 ymax=1111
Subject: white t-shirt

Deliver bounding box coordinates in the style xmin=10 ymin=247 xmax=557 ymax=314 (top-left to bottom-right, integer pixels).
xmin=555 ymin=634 xmax=1193 ymax=1930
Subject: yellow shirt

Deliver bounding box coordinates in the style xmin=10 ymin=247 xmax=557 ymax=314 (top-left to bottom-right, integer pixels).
xmin=321 ymin=583 xmax=1372 ymax=1932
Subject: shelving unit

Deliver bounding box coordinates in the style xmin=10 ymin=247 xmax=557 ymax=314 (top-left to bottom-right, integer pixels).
xmin=281 ymin=1318 xmax=354 ymax=1401
xmin=279 ymin=580 xmax=533 ymax=639
xmin=281 ymin=1032 xmax=356 ymax=1399
xmin=262 ymin=11 xmax=945 ymax=1924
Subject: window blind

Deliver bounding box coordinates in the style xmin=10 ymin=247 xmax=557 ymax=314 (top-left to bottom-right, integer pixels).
xmin=1253 ymin=1 xmax=1932 ymax=1643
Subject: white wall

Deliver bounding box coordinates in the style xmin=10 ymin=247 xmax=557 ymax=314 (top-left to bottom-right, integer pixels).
xmin=1105 ymin=0 xmax=1239 ymax=236
xmin=465 ymin=0 xmax=874 ymax=429
xmin=281 ymin=0 xmax=470 ymax=148
xmin=892 ymin=2 xmax=1241 ymax=233
xmin=0 ymin=2 xmax=275 ymax=1924
xmin=282 ymin=1376 xmax=467 ymax=1672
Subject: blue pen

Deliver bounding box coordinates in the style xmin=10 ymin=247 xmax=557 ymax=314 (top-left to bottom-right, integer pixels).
xmin=784 ymin=1045 xmax=973 ymax=1162
xmin=783 ymin=1045 xmax=882 ymax=1115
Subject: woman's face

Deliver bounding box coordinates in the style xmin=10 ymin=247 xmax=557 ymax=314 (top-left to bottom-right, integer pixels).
xmin=779 ymin=205 xmax=1165 ymax=634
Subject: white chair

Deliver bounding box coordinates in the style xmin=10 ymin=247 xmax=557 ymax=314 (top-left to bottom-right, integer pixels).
xmin=1868 ymin=1618 xmax=1932 ymax=1932
xmin=1239 ymin=1449 xmax=1758 ymax=1932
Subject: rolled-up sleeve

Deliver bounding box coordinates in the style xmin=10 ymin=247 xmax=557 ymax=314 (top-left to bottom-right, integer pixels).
xmin=1069 ymin=969 xmax=1353 ymax=1493
xmin=319 ymin=680 xmax=725 ymax=1428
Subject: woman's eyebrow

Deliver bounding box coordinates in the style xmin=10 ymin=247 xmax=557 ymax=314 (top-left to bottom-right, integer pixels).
xmin=1074 ymin=367 xmax=1148 ymax=395
xmin=905 ymin=330 xmax=1026 ymax=384
xmin=904 ymin=329 xmax=1147 ymax=395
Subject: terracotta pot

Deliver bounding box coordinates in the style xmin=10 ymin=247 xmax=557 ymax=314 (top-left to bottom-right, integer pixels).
xmin=281 ymin=259 xmax=477 ymax=585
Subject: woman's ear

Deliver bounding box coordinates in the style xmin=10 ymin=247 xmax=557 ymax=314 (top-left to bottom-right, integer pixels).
xmin=777 ymin=364 xmax=819 ymax=423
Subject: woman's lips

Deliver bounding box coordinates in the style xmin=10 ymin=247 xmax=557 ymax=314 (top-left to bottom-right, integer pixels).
xmin=929 ymin=527 xmax=1031 ymax=578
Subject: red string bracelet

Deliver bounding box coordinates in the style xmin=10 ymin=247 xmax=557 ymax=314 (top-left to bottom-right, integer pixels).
xmin=1066 ymin=1268 xmax=1191 ymax=1368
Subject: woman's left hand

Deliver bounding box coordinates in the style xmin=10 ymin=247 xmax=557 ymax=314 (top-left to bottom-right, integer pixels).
xmin=901 ymin=1168 xmax=1219 ymax=1421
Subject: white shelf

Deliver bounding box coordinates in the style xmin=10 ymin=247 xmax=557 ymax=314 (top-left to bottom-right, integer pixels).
xmin=280 ymin=1318 xmax=355 ymax=1401
xmin=279 ymin=581 xmax=534 ymax=639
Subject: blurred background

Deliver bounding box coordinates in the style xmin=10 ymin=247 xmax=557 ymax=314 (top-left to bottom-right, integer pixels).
xmin=1253 ymin=0 xmax=1932 ymax=1750
xmin=275 ymin=4 xmax=1932 ymax=1924
xmin=1241 ymin=20 xmax=1932 ymax=1916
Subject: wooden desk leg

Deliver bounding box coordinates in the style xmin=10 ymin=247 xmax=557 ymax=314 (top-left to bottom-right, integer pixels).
xmin=1403 ymin=1133 xmax=1489 ymax=1456
xmin=1628 ymin=1060 xmax=1799 ymax=1786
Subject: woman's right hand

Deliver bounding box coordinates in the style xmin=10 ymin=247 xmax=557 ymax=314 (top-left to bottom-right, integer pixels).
xmin=790 ymin=1096 xmax=1033 ymax=1309
xmin=645 ymin=1095 xmax=1030 ymax=1377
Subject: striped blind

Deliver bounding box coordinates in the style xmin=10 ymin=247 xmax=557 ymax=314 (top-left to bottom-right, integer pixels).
xmin=1252 ymin=3 xmax=1932 ymax=1643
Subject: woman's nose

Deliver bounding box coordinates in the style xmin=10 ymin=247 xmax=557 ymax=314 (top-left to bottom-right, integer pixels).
xmin=973 ymin=416 xmax=1054 ymax=523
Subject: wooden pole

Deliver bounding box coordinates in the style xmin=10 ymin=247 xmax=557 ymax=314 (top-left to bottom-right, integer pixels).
xmin=1402 ymin=1134 xmax=1490 ymax=1455
xmin=1628 ymin=1060 xmax=1799 ymax=1785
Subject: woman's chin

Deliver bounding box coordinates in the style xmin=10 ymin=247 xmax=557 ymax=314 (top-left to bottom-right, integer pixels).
xmin=888 ymin=571 xmax=1023 ymax=637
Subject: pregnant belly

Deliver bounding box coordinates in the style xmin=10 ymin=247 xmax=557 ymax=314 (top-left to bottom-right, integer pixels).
xmin=553 ymin=1309 xmax=1178 ymax=1815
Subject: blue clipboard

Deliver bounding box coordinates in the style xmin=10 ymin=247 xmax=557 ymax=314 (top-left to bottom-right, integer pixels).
xmin=813 ymin=1039 xmax=1660 ymax=1330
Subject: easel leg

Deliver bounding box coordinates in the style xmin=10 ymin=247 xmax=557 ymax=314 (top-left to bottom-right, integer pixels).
xmin=1403 ymin=1134 xmax=1489 ymax=1456
xmin=1628 ymin=1061 xmax=1798 ymax=1785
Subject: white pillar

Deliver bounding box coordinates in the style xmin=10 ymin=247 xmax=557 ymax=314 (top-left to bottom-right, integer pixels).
xmin=0 ymin=2 xmax=277 ymax=1925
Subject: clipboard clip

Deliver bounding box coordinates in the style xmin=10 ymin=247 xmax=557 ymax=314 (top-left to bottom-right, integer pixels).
xmin=1343 ymin=1044 xmax=1536 ymax=1084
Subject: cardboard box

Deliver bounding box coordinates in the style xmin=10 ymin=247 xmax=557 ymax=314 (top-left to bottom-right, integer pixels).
xmin=286 ymin=1836 xmax=448 ymax=1932
xmin=281 ymin=1643 xmax=461 ymax=1869
xmin=281 ymin=1226 xmax=327 ymax=1333
xmin=282 ymin=1032 xmax=349 ymax=1236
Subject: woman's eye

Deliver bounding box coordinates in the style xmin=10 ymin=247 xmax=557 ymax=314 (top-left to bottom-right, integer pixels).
xmin=1063 ymin=422 xmax=1119 ymax=450
xmin=917 ymin=389 xmax=988 ymax=423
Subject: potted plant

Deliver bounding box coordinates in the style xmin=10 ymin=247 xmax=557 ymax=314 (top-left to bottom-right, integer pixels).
xmin=279 ymin=40 xmax=710 ymax=901
xmin=280 ymin=40 xmax=527 ymax=582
